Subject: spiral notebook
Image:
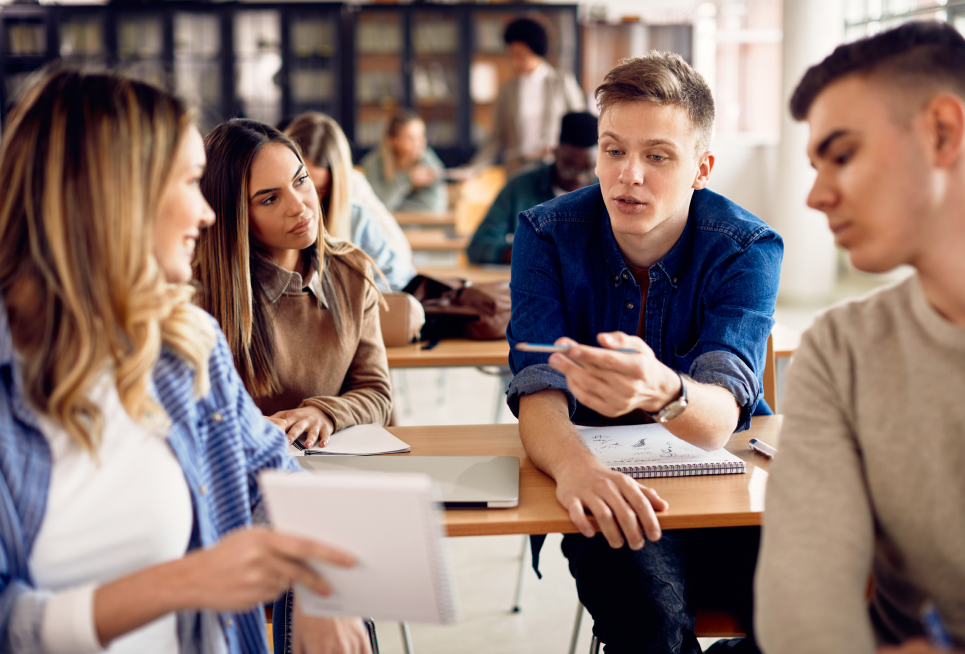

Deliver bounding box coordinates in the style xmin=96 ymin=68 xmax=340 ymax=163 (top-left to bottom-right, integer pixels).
xmin=575 ymin=423 xmax=746 ymax=479
xmin=260 ymin=469 xmax=460 ymax=624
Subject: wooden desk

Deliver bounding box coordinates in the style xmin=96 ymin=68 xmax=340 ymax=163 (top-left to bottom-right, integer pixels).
xmin=405 ymin=230 xmax=470 ymax=252
xmin=394 ymin=211 xmax=457 ymax=227
xmin=416 ymin=265 xmax=512 ymax=284
xmin=386 ymin=416 xmax=780 ymax=536
xmin=772 ymin=323 xmax=801 ymax=359
xmin=385 ymin=338 xmax=509 ymax=368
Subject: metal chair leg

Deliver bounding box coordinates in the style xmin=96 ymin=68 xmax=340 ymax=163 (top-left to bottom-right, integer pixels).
xmin=568 ymin=602 xmax=585 ymax=654
xmin=589 ymin=635 xmax=601 ymax=654
xmin=364 ymin=619 xmax=380 ymax=654
xmin=511 ymin=535 xmax=528 ymax=612
xmin=400 ymin=622 xmax=414 ymax=654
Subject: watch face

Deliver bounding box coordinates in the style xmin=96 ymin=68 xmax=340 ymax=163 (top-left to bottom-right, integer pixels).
xmin=656 ymin=397 xmax=688 ymax=423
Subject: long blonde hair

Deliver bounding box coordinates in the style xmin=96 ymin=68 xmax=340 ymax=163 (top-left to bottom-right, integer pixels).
xmin=195 ymin=119 xmax=375 ymax=398
xmin=0 ymin=69 xmax=215 ymax=454
xmin=284 ymin=112 xmax=353 ymax=240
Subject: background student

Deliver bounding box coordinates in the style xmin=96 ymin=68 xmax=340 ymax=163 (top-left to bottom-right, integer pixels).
xmin=0 ymin=69 xmax=363 ymax=654
xmin=467 ymin=111 xmax=599 ymax=264
xmin=360 ymin=108 xmax=448 ymax=215
xmin=756 ymin=21 xmax=965 ymax=654
xmin=284 ymin=111 xmax=416 ymax=292
xmin=468 ymin=17 xmax=587 ymax=176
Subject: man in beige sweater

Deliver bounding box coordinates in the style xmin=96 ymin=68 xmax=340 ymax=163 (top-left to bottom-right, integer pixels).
xmin=755 ymin=22 xmax=965 ymax=654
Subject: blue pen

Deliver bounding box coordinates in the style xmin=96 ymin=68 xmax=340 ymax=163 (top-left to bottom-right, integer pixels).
xmin=921 ymin=601 xmax=954 ymax=651
xmin=515 ymin=342 xmax=638 ymax=354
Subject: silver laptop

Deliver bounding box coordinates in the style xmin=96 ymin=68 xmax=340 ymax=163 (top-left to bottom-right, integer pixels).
xmin=297 ymin=456 xmax=519 ymax=509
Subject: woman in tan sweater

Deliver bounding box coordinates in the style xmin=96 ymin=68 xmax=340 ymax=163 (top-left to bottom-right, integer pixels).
xmin=194 ymin=118 xmax=391 ymax=450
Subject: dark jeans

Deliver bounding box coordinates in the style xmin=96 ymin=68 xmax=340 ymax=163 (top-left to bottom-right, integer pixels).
xmin=561 ymin=526 xmax=762 ymax=654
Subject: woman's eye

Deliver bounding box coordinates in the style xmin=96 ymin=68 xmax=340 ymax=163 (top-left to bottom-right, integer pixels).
xmin=833 ymin=150 xmax=853 ymax=166
xmin=261 ymin=195 xmax=276 ymax=206
xmin=295 ymin=174 xmax=310 ymax=186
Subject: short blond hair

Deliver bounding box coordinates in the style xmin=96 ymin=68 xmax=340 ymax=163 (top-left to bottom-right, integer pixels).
xmin=595 ymin=52 xmax=715 ymax=152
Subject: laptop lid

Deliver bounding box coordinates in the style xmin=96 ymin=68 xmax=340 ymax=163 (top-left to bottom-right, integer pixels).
xmin=297 ymin=456 xmax=519 ymax=509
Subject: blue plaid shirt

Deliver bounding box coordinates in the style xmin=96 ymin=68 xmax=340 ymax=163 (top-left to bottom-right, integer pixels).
xmin=0 ymin=299 xmax=298 ymax=654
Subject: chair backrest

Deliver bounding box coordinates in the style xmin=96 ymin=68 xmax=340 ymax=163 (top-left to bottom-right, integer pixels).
xmin=763 ymin=332 xmax=777 ymax=412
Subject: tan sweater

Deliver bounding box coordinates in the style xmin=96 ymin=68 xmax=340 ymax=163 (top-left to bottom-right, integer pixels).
xmin=252 ymin=251 xmax=392 ymax=429
xmin=756 ymin=276 xmax=965 ymax=653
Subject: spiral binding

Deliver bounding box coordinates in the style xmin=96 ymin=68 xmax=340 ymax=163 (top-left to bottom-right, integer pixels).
xmin=616 ymin=461 xmax=747 ymax=479
xmin=420 ymin=495 xmax=462 ymax=623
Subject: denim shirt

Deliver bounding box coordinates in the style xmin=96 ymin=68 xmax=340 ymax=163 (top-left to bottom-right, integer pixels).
xmin=507 ymin=185 xmax=783 ymax=432
xmin=0 ymin=300 xmax=298 ymax=654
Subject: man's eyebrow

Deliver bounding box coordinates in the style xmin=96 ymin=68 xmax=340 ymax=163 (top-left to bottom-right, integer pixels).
xmin=815 ymin=130 xmax=849 ymax=158
xmin=599 ymin=132 xmax=680 ymax=150
xmin=250 ymin=165 xmax=305 ymax=200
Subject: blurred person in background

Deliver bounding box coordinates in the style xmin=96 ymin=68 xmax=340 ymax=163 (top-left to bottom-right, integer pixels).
xmin=468 ymin=111 xmax=598 ymax=264
xmin=361 ymin=108 xmax=448 ymax=215
xmin=285 ymin=111 xmax=416 ymax=292
xmin=467 ymin=16 xmax=586 ymax=176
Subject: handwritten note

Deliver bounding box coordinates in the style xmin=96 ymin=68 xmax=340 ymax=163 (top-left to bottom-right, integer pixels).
xmin=575 ymin=423 xmax=745 ymax=478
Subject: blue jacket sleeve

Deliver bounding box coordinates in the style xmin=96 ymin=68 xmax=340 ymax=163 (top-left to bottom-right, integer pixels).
xmin=505 ymin=211 xmax=578 ymax=418
xmin=350 ymin=203 xmax=417 ymax=292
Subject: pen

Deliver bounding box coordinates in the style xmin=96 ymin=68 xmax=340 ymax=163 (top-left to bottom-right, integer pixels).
xmin=515 ymin=342 xmax=638 ymax=354
xmin=748 ymin=438 xmax=777 ymax=458
xmin=921 ymin=601 xmax=954 ymax=651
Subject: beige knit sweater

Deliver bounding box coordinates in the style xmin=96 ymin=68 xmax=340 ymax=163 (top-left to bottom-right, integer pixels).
xmin=251 ymin=251 xmax=392 ymax=429
xmin=756 ymin=276 xmax=965 ymax=653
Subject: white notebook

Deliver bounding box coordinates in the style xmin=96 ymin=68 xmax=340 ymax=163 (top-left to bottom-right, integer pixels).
xmin=260 ymin=469 xmax=460 ymax=624
xmin=288 ymin=424 xmax=411 ymax=457
xmin=576 ymin=423 xmax=746 ymax=479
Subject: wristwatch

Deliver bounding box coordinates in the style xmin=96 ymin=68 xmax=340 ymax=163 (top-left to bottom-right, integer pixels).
xmin=648 ymin=371 xmax=689 ymax=423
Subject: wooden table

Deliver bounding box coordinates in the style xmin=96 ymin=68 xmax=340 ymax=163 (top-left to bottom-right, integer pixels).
xmin=394 ymin=211 xmax=457 ymax=227
xmin=385 ymin=338 xmax=509 ymax=368
xmin=405 ymin=230 xmax=470 ymax=252
xmin=416 ymin=265 xmax=512 ymax=284
xmin=386 ymin=416 xmax=780 ymax=536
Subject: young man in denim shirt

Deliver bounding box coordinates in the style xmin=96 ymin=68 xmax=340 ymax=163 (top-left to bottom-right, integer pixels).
xmin=507 ymin=53 xmax=783 ymax=653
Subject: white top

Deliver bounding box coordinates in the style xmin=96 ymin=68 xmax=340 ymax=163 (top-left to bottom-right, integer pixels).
xmin=756 ymin=276 xmax=965 ymax=652
xmin=517 ymin=61 xmax=550 ymax=158
xmin=29 ymin=372 xmax=194 ymax=654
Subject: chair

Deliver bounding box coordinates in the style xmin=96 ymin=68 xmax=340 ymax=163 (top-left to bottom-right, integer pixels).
xmin=453 ymin=165 xmax=507 ymax=237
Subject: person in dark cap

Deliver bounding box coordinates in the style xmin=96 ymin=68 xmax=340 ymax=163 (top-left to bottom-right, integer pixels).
xmin=467 ymin=16 xmax=586 ymax=176
xmin=468 ymin=112 xmax=598 ymax=264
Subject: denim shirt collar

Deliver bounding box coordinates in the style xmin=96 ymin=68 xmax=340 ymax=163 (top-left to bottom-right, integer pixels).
xmin=600 ymin=201 xmax=690 ymax=291
xmin=0 ymin=299 xmax=43 ymax=431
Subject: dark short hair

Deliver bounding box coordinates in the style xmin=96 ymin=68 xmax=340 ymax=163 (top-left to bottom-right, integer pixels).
xmin=790 ymin=21 xmax=965 ymax=121
xmin=559 ymin=112 xmax=598 ymax=148
xmin=503 ymin=18 xmax=548 ymax=58
xmin=595 ymin=52 xmax=715 ymax=152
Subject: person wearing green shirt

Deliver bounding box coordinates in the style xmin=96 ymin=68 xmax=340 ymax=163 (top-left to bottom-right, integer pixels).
xmin=467 ymin=112 xmax=598 ymax=264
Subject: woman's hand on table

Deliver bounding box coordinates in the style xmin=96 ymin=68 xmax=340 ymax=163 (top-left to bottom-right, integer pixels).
xmin=268 ymin=406 xmax=335 ymax=448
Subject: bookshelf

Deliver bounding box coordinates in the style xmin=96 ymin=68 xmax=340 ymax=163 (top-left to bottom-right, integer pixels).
xmin=0 ymin=2 xmax=578 ymax=168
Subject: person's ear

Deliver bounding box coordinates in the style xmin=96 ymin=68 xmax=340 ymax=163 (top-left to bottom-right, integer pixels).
xmin=924 ymin=93 xmax=965 ymax=169
xmin=692 ymin=151 xmax=715 ymax=190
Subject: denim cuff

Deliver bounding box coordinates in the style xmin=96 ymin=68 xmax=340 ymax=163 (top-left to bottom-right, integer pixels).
xmin=507 ymin=364 xmax=578 ymax=418
xmin=689 ymin=350 xmax=759 ymax=432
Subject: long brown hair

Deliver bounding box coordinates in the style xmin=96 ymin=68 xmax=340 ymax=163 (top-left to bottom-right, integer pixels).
xmin=195 ymin=118 xmax=375 ymax=398
xmin=284 ymin=111 xmax=353 ymax=240
xmin=0 ymin=68 xmax=215 ymax=454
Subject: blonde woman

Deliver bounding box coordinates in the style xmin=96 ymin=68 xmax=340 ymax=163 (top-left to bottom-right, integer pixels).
xmin=284 ymin=112 xmax=415 ymax=292
xmin=360 ymin=108 xmax=449 ymax=215
xmin=0 ymin=69 xmax=367 ymax=654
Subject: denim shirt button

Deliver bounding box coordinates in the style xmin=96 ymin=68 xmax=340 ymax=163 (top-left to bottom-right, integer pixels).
xmin=672 ymin=277 xmax=678 ymax=284
xmin=614 ymin=275 xmax=619 ymax=282
xmin=626 ymin=302 xmax=635 ymax=310
xmin=622 ymin=272 xmax=629 ymax=280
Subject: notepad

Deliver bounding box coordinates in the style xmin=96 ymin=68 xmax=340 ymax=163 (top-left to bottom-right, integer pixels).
xmin=260 ymin=469 xmax=461 ymax=624
xmin=288 ymin=424 xmax=411 ymax=457
xmin=575 ymin=423 xmax=746 ymax=479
